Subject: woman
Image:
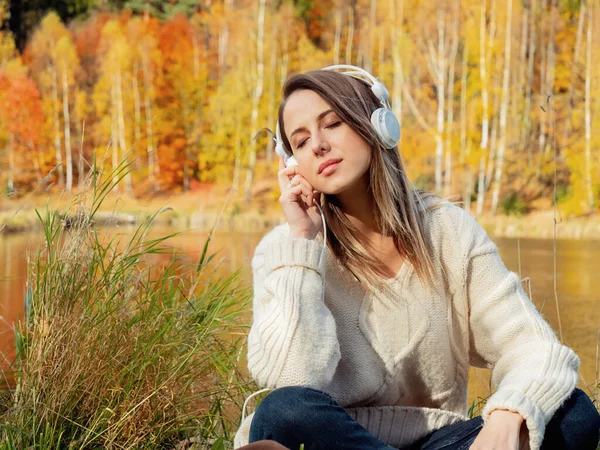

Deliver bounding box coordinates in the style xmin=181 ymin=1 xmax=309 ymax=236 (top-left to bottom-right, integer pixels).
xmin=234 ymin=67 xmax=600 ymax=450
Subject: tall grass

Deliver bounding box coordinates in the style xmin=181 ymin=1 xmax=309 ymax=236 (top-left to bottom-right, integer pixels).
xmin=0 ymin=160 xmax=254 ymax=449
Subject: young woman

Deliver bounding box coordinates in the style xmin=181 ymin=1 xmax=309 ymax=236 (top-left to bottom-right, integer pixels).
xmin=234 ymin=67 xmax=600 ymax=450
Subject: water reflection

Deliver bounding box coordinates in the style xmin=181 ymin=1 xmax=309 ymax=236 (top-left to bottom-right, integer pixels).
xmin=1 ymin=229 xmax=598 ymax=405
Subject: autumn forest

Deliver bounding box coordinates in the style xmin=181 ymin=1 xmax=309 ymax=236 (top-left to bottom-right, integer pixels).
xmin=0 ymin=0 xmax=599 ymax=217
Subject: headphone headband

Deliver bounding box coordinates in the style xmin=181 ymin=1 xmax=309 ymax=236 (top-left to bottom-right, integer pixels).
xmin=321 ymin=65 xmax=391 ymax=109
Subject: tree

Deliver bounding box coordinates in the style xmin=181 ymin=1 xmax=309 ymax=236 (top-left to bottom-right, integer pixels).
xmin=94 ymin=18 xmax=134 ymax=194
xmin=156 ymin=14 xmax=208 ymax=191
xmin=126 ymin=15 xmax=162 ymax=192
xmin=490 ymin=0 xmax=514 ymax=214
xmin=29 ymin=12 xmax=76 ymax=189
xmin=0 ymin=70 xmax=44 ymax=191
xmin=55 ymin=34 xmax=79 ymax=191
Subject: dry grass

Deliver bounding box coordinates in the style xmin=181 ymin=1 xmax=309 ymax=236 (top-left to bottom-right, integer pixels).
xmin=0 ymin=160 xmax=254 ymax=449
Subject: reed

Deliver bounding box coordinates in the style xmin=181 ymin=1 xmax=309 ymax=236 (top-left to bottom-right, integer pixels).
xmin=0 ymin=159 xmax=254 ymax=449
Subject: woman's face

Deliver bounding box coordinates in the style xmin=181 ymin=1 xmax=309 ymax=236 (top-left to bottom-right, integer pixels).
xmin=282 ymin=89 xmax=372 ymax=195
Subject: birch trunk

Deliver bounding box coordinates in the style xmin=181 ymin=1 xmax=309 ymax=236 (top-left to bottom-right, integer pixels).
xmin=584 ymin=3 xmax=595 ymax=211
xmin=464 ymin=168 xmax=473 ymax=212
xmin=183 ymin=103 xmax=191 ymax=192
xmin=491 ymin=0 xmax=513 ymax=214
xmin=51 ymin=66 xmax=64 ymax=187
xmin=365 ymin=0 xmax=376 ymax=73
xmin=267 ymin=24 xmax=278 ymax=163
xmin=536 ymin=0 xmax=550 ymax=178
xmin=116 ymin=69 xmax=133 ymax=195
xmin=133 ymin=61 xmax=142 ymax=171
xmin=427 ymin=10 xmax=448 ymax=195
xmin=61 ymin=67 xmax=73 ymax=191
xmin=142 ymin=50 xmax=158 ymax=192
xmin=476 ymin=0 xmax=490 ymax=215
xmin=516 ymin=9 xmax=528 ymax=146
xmin=564 ymin=1 xmax=586 ymax=143
xmin=523 ymin=0 xmax=536 ymax=163
xmin=31 ymin=140 xmax=42 ymax=185
xmin=476 ymin=156 xmax=485 ymax=216
xmin=486 ymin=85 xmax=500 ymax=190
xmin=378 ymin=28 xmax=384 ymax=73
xmin=444 ymin=8 xmax=459 ymax=197
xmin=7 ymin=134 xmax=14 ymax=191
xmin=111 ymin=75 xmax=120 ymax=192
xmin=244 ymin=0 xmax=266 ymax=203
xmin=218 ymin=0 xmax=231 ymax=80
xmin=390 ymin=0 xmax=403 ymax=124
xmin=233 ymin=116 xmax=242 ymax=189
xmin=345 ymin=8 xmax=354 ymax=63
xmin=333 ymin=7 xmax=342 ymax=65
xmin=459 ymin=46 xmax=467 ymax=164
xmin=78 ymin=120 xmax=85 ymax=188
xmin=192 ymin=34 xmax=204 ymax=175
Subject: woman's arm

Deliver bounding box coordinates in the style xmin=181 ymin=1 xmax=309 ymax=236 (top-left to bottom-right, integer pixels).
xmin=247 ymin=225 xmax=341 ymax=389
xmin=459 ymin=210 xmax=579 ymax=450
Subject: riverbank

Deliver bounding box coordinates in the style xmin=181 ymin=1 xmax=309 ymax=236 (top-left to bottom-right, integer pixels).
xmin=1 ymin=190 xmax=599 ymax=240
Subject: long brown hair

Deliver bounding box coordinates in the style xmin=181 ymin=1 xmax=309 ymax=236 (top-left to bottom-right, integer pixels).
xmin=277 ymin=70 xmax=435 ymax=288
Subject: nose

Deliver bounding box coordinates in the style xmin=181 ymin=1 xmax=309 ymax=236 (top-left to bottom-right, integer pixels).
xmin=311 ymin=130 xmax=331 ymax=156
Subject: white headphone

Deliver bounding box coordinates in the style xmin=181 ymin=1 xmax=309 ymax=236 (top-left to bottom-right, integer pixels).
xmin=274 ymin=64 xmax=401 ymax=167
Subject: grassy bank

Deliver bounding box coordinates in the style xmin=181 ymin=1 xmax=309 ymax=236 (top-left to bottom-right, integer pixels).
xmin=2 ymin=181 xmax=599 ymax=238
xmin=0 ymin=164 xmax=254 ymax=449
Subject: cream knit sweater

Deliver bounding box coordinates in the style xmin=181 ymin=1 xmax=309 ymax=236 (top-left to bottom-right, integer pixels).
xmin=234 ymin=202 xmax=580 ymax=450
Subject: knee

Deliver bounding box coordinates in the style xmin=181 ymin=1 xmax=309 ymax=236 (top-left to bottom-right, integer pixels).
xmin=547 ymin=388 xmax=600 ymax=450
xmin=570 ymin=389 xmax=600 ymax=445
xmin=250 ymin=386 xmax=333 ymax=439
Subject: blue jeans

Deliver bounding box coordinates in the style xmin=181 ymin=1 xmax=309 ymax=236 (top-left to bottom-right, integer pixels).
xmin=249 ymin=386 xmax=600 ymax=450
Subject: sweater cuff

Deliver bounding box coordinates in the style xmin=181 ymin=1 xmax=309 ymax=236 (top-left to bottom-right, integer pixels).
xmin=263 ymin=238 xmax=325 ymax=275
xmin=482 ymin=389 xmax=545 ymax=450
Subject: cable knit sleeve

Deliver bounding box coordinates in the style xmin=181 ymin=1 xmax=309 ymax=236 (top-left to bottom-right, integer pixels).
xmin=246 ymin=224 xmax=341 ymax=390
xmin=459 ymin=210 xmax=580 ymax=450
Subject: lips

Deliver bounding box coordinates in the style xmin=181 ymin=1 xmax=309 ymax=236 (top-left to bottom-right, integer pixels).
xmin=318 ymin=159 xmax=342 ymax=174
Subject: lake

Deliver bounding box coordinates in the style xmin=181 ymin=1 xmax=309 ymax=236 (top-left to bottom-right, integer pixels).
xmin=1 ymin=227 xmax=598 ymax=407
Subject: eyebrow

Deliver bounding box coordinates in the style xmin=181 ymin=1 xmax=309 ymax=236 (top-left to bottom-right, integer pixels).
xmin=289 ymin=109 xmax=335 ymax=140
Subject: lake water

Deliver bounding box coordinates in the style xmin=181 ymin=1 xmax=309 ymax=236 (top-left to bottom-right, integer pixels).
xmin=1 ymin=228 xmax=598 ymax=407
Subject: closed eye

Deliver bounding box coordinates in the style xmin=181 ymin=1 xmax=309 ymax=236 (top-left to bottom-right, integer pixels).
xmin=296 ymin=121 xmax=342 ymax=149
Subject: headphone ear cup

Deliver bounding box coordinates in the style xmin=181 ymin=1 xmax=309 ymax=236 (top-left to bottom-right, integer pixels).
xmin=275 ymin=121 xmax=285 ymax=157
xmin=370 ymin=108 xmax=401 ymax=149
xmin=275 ymin=140 xmax=285 ymax=158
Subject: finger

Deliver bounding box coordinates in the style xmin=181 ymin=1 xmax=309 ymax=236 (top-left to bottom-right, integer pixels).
xmin=280 ymin=165 xmax=299 ymax=178
xmin=278 ymin=166 xmax=297 ymax=190
xmin=278 ymin=165 xmax=298 ymax=183
xmin=279 ymin=156 xmax=284 ymax=170
xmin=290 ymin=174 xmax=314 ymax=192
xmin=300 ymin=184 xmax=314 ymax=206
xmin=290 ymin=177 xmax=315 ymax=204
xmin=288 ymin=184 xmax=304 ymax=200
xmin=283 ymin=174 xmax=301 ymax=193
xmin=287 ymin=183 xmax=312 ymax=206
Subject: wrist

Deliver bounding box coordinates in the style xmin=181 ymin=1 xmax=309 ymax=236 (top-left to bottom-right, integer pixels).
xmin=489 ymin=409 xmax=525 ymax=425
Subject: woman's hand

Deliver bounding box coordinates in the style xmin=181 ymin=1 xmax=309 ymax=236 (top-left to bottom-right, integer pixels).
xmin=278 ymin=156 xmax=323 ymax=240
xmin=469 ymin=410 xmax=529 ymax=450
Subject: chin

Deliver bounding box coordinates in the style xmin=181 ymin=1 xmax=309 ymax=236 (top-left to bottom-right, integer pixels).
xmin=317 ymin=180 xmax=352 ymax=195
